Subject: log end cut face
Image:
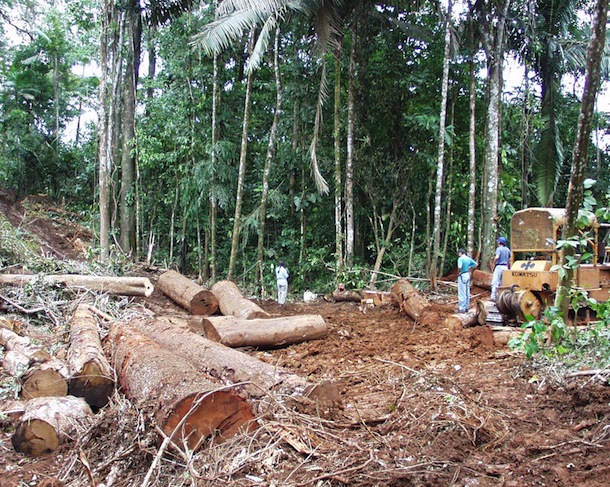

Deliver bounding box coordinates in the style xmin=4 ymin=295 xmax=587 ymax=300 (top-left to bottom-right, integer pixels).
xmin=162 ymin=390 xmax=257 ymax=450
xmin=12 ymin=419 xmax=59 ymax=456
xmin=69 ymin=362 xmax=115 ymax=409
xmin=21 ymin=369 xmax=68 ymax=399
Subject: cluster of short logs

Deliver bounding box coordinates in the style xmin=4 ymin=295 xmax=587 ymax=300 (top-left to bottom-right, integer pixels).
xmin=1 ymin=270 xmax=339 ymax=457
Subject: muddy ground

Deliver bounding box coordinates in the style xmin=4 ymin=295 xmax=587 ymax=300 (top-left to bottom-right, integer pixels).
xmin=1 ymin=193 xmax=609 ymax=486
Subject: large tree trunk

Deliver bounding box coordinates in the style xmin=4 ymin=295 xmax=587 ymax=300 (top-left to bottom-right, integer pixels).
xmin=68 ymin=305 xmax=115 ymax=408
xmin=131 ymin=316 xmax=339 ymax=405
xmin=557 ymin=0 xmax=608 ymax=316
xmin=257 ymin=27 xmax=283 ymax=295
xmin=0 ymin=274 xmax=154 ymax=297
xmin=12 ymin=396 xmax=93 ymax=457
xmin=211 ymin=280 xmax=270 ymax=319
xmin=201 ymin=315 xmax=327 ymax=349
xmin=157 ymin=270 xmax=219 ymax=315
xmin=334 ymin=40 xmax=344 ymax=274
xmin=107 ymin=324 xmax=256 ymax=449
xmin=228 ymin=33 xmax=255 ymax=280
xmin=345 ymin=22 xmax=357 ymax=268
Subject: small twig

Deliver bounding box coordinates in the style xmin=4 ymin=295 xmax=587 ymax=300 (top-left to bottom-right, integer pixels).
xmin=0 ymin=293 xmax=45 ymax=314
xmin=87 ymin=304 xmax=113 ymax=321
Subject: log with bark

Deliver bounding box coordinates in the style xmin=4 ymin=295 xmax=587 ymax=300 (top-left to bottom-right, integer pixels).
xmin=211 ymin=280 xmax=270 ymax=319
xmin=12 ymin=396 xmax=93 ymax=457
xmin=472 ymin=270 xmax=493 ymax=290
xmin=390 ymin=279 xmax=440 ymax=325
xmin=131 ymin=316 xmax=339 ymax=405
xmin=107 ymin=323 xmax=256 ymax=449
xmin=68 ymin=304 xmax=115 ymax=408
xmin=201 ymin=314 xmax=328 ymax=348
xmin=2 ymin=350 xmax=30 ymax=377
xmin=331 ymin=290 xmax=363 ymax=303
xmin=157 ymin=270 xmax=219 ymax=315
xmin=444 ymin=309 xmax=480 ymax=332
xmin=21 ymin=358 xmax=70 ymax=399
xmin=0 ymin=274 xmax=154 ymax=297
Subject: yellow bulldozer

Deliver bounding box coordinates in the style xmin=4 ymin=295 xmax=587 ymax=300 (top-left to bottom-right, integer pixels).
xmin=494 ymin=207 xmax=610 ymax=323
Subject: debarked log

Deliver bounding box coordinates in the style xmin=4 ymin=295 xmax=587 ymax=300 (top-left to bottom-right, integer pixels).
xmin=132 ymin=316 xmax=339 ymax=404
xmin=444 ymin=309 xmax=479 ymax=332
xmin=68 ymin=305 xmax=115 ymax=408
xmin=2 ymin=350 xmax=30 ymax=377
xmin=107 ymin=324 xmax=256 ymax=449
xmin=157 ymin=270 xmax=219 ymax=315
xmin=0 ymin=274 xmax=154 ymax=297
xmin=12 ymin=395 xmax=93 ymax=456
xmin=331 ymin=290 xmax=363 ymax=303
xmin=202 ymin=315 xmax=328 ymax=348
xmin=211 ymin=280 xmax=270 ymax=320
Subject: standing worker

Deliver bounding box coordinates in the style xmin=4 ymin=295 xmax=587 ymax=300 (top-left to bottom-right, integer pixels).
xmin=275 ymin=261 xmax=289 ymax=305
xmin=457 ymin=249 xmax=477 ymax=313
xmin=491 ymin=236 xmax=511 ymax=301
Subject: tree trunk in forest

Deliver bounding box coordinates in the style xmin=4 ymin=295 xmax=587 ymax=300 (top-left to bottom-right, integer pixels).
xmin=467 ymin=10 xmax=477 ymax=257
xmin=345 ymin=23 xmax=357 ymax=268
xmin=119 ymin=1 xmax=141 ymax=256
xmin=390 ymin=280 xmax=440 ymax=325
xmin=21 ymin=358 xmax=70 ymax=399
xmin=0 ymin=274 xmax=154 ymax=297
xmin=228 ymin=34 xmax=255 ymax=280
xmin=68 ymin=305 xmax=115 ymax=408
xmin=557 ymin=0 xmax=608 ymax=316
xmin=107 ymin=324 xmax=256 ymax=449
xmin=211 ymin=280 xmax=269 ymax=319
xmin=130 ymin=316 xmax=340 ymax=404
xmin=257 ymin=28 xmax=283 ymax=294
xmin=12 ymin=396 xmax=93 ymax=457
xmin=479 ymin=0 xmax=510 ymax=272
xmin=431 ymin=0 xmax=452 ymax=289
xmin=369 ymin=198 xmax=398 ymax=288
xmin=210 ymin=52 xmax=219 ymax=283
xmin=334 ymin=41 xmax=344 ymax=273
xmin=201 ymin=314 xmax=328 ymax=348
xmin=157 ymin=270 xmax=219 ymax=315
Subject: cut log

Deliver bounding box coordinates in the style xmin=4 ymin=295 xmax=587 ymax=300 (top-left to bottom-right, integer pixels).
xmin=157 ymin=270 xmax=219 ymax=315
xmin=211 ymin=280 xmax=270 ymax=319
xmin=21 ymin=358 xmax=69 ymax=399
xmin=0 ymin=274 xmax=154 ymax=297
xmin=12 ymin=396 xmax=93 ymax=457
xmin=0 ymin=327 xmax=51 ymax=363
xmin=3 ymin=350 xmax=31 ymax=377
xmin=361 ymin=290 xmax=394 ymax=307
xmin=132 ymin=316 xmax=339 ymax=404
xmin=68 ymin=305 xmax=115 ymax=408
xmin=492 ymin=327 xmax=523 ymax=347
xmin=107 ymin=324 xmax=256 ymax=450
xmin=472 ymin=269 xmax=493 ymax=290
xmin=444 ymin=310 xmax=479 ymax=332
xmin=331 ymin=290 xmax=363 ymax=303
xmin=476 ymin=300 xmax=506 ymax=325
xmin=201 ymin=315 xmax=328 ymax=348
xmin=390 ymin=280 xmax=429 ymax=321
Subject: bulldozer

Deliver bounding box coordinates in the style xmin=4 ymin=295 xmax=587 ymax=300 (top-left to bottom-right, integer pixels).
xmin=493 ymin=207 xmax=610 ymax=324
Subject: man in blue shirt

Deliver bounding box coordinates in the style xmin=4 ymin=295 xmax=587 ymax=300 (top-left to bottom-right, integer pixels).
xmin=491 ymin=236 xmax=511 ymax=301
xmin=457 ymin=249 xmax=477 ymax=313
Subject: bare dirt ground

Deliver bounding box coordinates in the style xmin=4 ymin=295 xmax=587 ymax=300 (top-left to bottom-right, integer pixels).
xmin=1 ymin=193 xmax=610 ymax=486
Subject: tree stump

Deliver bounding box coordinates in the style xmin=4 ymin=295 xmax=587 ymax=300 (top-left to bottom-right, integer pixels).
xmin=107 ymin=324 xmax=256 ymax=450
xmin=211 ymin=280 xmax=270 ymax=319
xmin=157 ymin=270 xmax=219 ymax=315
xmin=202 ymin=315 xmax=328 ymax=348
xmin=12 ymin=396 xmax=93 ymax=457
xmin=68 ymin=305 xmax=115 ymax=408
xmin=132 ymin=316 xmax=340 ymax=405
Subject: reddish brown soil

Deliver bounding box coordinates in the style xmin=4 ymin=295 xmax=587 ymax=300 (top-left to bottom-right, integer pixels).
xmin=1 ymin=194 xmax=609 ymax=486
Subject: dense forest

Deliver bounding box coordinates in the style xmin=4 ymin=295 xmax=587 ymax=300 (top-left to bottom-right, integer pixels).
xmin=1 ymin=0 xmax=609 ymax=297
